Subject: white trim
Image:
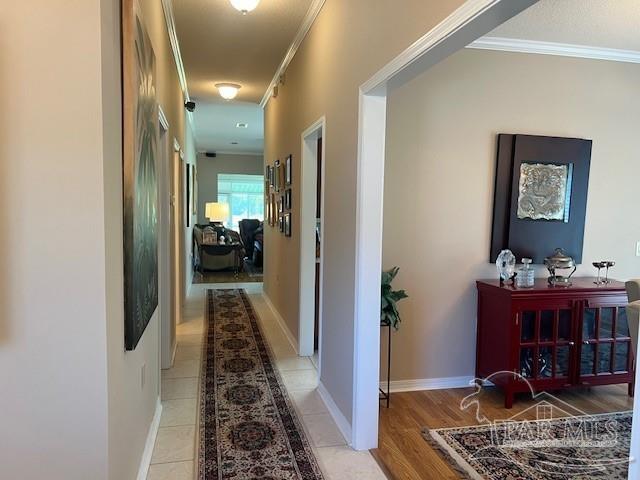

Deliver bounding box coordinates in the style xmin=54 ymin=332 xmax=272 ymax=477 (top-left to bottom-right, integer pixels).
xmin=380 ymin=376 xmax=475 ymax=393
xmin=317 ymin=382 xmax=352 ymax=446
xmin=260 ymin=0 xmax=326 ymax=108
xmin=136 ymin=397 xmax=162 ymax=480
xmin=160 ymin=0 xmax=195 ymax=127
xmin=299 ymin=117 xmax=325 ymax=360
xmin=360 ymin=0 xmax=502 ymax=94
xmin=262 ymin=292 xmax=299 ymax=354
xmin=160 ymin=0 xmax=188 ymax=98
xmin=158 ymin=105 xmax=170 ymax=130
xmin=468 ymin=36 xmax=640 ymax=64
xmin=352 ymin=0 xmax=536 ymax=451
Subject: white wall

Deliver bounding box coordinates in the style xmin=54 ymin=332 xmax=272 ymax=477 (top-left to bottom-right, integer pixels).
xmin=196 ymin=152 xmax=264 ymax=224
xmin=101 ymin=1 xmax=162 ymax=479
xmin=0 ymin=1 xmax=110 ymax=478
xmin=383 ymin=48 xmax=640 ymax=382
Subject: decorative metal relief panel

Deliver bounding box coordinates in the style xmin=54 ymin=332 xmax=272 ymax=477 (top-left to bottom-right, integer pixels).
xmin=123 ymin=0 xmax=159 ymax=350
xmin=517 ymin=163 xmax=572 ymax=222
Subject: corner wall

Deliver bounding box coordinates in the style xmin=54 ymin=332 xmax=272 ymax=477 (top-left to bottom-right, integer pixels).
xmin=263 ymin=0 xmax=466 ymax=427
xmin=383 ymin=49 xmax=640 ymax=383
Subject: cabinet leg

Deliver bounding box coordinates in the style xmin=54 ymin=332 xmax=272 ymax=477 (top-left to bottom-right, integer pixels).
xmin=629 ymin=381 xmax=635 ymax=398
xmin=505 ymin=391 xmax=514 ymax=409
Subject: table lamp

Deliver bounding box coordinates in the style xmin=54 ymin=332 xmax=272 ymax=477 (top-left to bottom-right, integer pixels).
xmin=205 ymin=202 xmax=229 ymax=241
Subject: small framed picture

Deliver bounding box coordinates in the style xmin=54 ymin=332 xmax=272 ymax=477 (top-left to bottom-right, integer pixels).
xmin=278 ymin=196 xmax=284 ymax=215
xmin=274 ymin=160 xmax=281 ymax=191
xmin=285 ymin=155 xmax=292 ymax=185
xmin=270 ymin=193 xmax=277 ymax=226
xmin=285 ymin=189 xmax=292 ymax=210
xmin=284 ymin=213 xmax=291 ymax=237
xmin=269 ymin=164 xmax=275 ymax=188
xmin=202 ymin=229 xmax=217 ymax=245
xmin=279 ymin=215 xmax=285 ymax=233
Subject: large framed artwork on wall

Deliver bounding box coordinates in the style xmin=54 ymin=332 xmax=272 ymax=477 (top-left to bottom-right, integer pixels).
xmin=122 ymin=0 xmax=159 ymax=350
xmin=490 ymin=134 xmax=592 ymax=264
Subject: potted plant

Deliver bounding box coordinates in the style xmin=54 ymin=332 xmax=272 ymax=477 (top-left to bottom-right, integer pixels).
xmin=381 ymin=266 xmax=408 ymax=330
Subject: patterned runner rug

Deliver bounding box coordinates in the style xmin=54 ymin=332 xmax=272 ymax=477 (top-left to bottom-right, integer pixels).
xmin=198 ymin=289 xmax=324 ymax=479
xmin=425 ymin=411 xmax=632 ymax=479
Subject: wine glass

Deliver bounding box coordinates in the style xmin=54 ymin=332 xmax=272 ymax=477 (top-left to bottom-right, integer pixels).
xmin=603 ymin=261 xmax=615 ymax=284
xmin=592 ymin=261 xmax=606 ymax=285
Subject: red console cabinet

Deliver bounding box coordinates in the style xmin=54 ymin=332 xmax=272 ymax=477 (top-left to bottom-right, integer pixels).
xmin=476 ymin=278 xmax=634 ymax=408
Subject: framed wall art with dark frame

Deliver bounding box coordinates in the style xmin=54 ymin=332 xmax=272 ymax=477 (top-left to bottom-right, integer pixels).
xmin=285 ymin=154 xmax=292 ymax=185
xmin=274 ymin=160 xmax=281 ymax=192
xmin=285 ymin=188 xmax=292 ymax=210
xmin=122 ymin=0 xmax=159 ymax=350
xmin=269 ymin=164 xmax=275 ymax=189
xmin=270 ymin=193 xmax=277 ymax=227
xmin=284 ymin=212 xmax=292 ymax=237
xmin=490 ymin=134 xmax=592 ymax=264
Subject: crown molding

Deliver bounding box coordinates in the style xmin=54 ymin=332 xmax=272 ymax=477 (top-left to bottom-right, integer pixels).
xmin=360 ymin=0 xmax=507 ymax=94
xmin=467 ymin=36 xmax=640 ymax=64
xmin=260 ymin=0 xmax=326 ymax=108
xmin=160 ymin=0 xmax=195 ymax=127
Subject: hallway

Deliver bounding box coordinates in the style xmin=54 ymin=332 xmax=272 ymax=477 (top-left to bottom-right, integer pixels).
xmin=147 ymin=283 xmax=387 ymax=480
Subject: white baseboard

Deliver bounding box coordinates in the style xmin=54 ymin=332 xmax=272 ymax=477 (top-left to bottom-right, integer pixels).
xmin=379 ymin=376 xmax=475 ymax=393
xmin=261 ymin=293 xmax=299 ymax=354
xmin=317 ymin=382 xmax=352 ymax=446
xmin=136 ymin=397 xmax=163 ymax=480
xmin=171 ymin=339 xmax=177 ymax=366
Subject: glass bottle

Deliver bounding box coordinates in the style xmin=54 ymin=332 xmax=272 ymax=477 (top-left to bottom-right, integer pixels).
xmin=516 ymin=258 xmax=535 ymax=288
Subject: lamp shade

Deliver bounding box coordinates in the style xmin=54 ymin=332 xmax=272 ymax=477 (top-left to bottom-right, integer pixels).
xmin=205 ymin=202 xmax=229 ymax=222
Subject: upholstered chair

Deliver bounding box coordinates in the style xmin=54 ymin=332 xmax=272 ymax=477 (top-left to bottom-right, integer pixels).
xmin=626 ymin=280 xmax=640 ymax=356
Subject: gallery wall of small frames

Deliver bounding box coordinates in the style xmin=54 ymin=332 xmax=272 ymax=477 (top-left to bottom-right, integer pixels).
xmin=265 ymin=154 xmax=292 ymax=237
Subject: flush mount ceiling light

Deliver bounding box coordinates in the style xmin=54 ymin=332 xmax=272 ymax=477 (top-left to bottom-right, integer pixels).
xmin=236 ymin=123 xmax=248 ymax=128
xmin=229 ymin=0 xmax=260 ymax=14
xmin=215 ymin=83 xmax=241 ymax=100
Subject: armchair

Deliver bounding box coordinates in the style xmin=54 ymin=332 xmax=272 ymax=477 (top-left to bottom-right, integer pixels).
xmin=626 ymin=280 xmax=640 ymax=356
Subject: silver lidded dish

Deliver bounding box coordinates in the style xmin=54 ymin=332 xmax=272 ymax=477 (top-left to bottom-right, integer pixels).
xmin=544 ymin=248 xmax=577 ymax=287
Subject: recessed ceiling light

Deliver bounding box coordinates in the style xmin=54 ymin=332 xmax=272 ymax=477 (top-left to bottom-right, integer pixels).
xmin=230 ymin=141 xmax=239 ymax=145
xmin=215 ymin=83 xmax=241 ymax=100
xmin=229 ymin=0 xmax=260 ymax=14
xmin=236 ymin=123 xmax=248 ymax=128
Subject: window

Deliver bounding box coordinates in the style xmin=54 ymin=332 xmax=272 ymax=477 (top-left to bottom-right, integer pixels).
xmin=217 ymin=174 xmax=264 ymax=230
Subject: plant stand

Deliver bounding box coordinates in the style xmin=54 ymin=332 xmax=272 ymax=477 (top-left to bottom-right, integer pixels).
xmin=379 ymin=322 xmax=391 ymax=408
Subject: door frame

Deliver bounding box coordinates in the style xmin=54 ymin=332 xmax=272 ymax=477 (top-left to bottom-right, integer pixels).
xmin=299 ymin=117 xmax=326 ymax=365
xmin=158 ymin=106 xmax=175 ymax=369
xmin=351 ymin=0 xmax=538 ymax=450
xmin=171 ymin=139 xmax=184 ymax=326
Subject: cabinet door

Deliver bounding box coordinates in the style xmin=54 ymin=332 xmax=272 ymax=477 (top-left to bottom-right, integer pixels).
xmin=515 ymin=301 xmax=576 ymax=388
xmin=577 ymin=296 xmax=633 ymax=385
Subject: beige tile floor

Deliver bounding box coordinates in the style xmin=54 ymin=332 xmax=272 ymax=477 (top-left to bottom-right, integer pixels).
xmin=147 ymin=282 xmax=386 ymax=480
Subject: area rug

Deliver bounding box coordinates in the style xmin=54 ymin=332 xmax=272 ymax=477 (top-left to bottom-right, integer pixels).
xmin=198 ymin=289 xmax=323 ymax=479
xmin=425 ymin=411 xmax=632 ymax=479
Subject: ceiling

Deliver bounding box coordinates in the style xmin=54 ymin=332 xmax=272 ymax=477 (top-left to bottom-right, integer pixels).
xmin=195 ymin=100 xmax=264 ymax=154
xmin=489 ymin=0 xmax=640 ymax=50
xmin=174 ymin=0 xmax=313 ymax=154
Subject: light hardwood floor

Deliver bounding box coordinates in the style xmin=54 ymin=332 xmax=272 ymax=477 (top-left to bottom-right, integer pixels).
xmin=372 ymin=385 xmax=634 ymax=479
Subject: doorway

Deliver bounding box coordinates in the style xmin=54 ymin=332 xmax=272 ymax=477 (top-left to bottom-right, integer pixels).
xmin=351 ymin=0 xmax=538 ymax=450
xmin=299 ymin=118 xmax=325 ymax=367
